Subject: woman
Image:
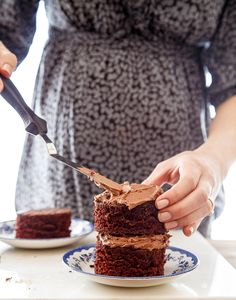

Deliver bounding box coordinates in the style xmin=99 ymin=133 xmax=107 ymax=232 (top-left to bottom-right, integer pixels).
xmin=0 ymin=0 xmax=236 ymax=238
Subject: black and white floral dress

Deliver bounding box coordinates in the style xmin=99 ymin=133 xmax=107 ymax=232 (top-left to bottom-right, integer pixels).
xmin=1 ymin=0 xmax=236 ymax=237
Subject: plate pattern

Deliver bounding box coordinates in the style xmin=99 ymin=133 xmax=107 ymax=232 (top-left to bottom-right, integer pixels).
xmin=64 ymin=244 xmax=199 ymax=279
xmin=67 ymin=246 xmax=95 ymax=273
xmin=0 ymin=221 xmax=14 ymax=237
xmin=165 ymin=246 xmax=198 ymax=276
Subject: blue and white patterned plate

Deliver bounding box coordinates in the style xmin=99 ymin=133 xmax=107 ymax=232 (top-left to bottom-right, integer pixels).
xmin=63 ymin=244 xmax=199 ymax=287
xmin=0 ymin=219 xmax=93 ymax=249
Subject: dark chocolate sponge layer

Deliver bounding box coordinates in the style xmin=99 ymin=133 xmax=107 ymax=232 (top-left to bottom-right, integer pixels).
xmin=16 ymin=208 xmax=71 ymax=239
xmin=95 ymin=240 xmax=166 ymax=276
xmin=94 ymin=200 xmax=165 ymax=236
xmin=15 ymin=229 xmax=71 ymax=239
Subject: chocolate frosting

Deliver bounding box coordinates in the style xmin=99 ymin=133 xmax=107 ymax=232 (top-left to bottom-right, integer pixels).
xmin=80 ymin=166 xmax=162 ymax=209
xmin=95 ymin=183 xmax=162 ymax=209
xmin=17 ymin=208 xmax=71 ymax=216
xmin=98 ymin=233 xmax=170 ymax=250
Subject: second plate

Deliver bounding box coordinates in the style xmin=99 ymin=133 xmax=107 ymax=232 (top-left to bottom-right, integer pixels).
xmin=0 ymin=218 xmax=93 ymax=249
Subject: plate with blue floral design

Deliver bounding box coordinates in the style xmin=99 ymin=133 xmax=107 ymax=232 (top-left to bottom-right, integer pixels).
xmin=0 ymin=219 xmax=93 ymax=249
xmin=63 ymin=244 xmax=199 ymax=287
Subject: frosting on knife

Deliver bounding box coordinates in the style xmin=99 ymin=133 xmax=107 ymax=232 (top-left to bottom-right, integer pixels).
xmin=78 ymin=166 xmax=123 ymax=195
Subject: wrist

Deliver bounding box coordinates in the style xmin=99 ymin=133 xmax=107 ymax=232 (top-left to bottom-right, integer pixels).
xmin=195 ymin=141 xmax=229 ymax=181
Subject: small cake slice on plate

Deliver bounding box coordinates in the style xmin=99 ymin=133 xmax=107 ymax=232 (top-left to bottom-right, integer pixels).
xmin=15 ymin=208 xmax=71 ymax=239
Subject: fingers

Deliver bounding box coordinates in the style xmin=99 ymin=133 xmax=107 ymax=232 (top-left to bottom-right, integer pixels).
xmin=0 ymin=42 xmax=17 ymax=91
xmin=164 ymin=204 xmax=211 ymax=230
xmin=143 ymin=151 xmax=194 ymax=186
xmin=145 ymin=150 xmax=219 ymax=237
xmin=157 ymin=177 xmax=214 ymax=235
xmin=155 ymin=163 xmax=202 ymax=209
xmin=142 ymin=161 xmax=173 ymax=186
xmin=183 ymin=221 xmax=200 ymax=237
xmin=158 ymin=178 xmax=212 ymax=221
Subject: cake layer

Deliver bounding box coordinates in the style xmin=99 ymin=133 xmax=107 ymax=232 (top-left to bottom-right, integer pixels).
xmin=94 ymin=200 xmax=166 ymax=236
xmin=15 ymin=229 xmax=71 ymax=239
xmin=15 ymin=208 xmax=71 ymax=239
xmin=16 ymin=217 xmax=71 ymax=231
xmin=95 ymin=240 xmax=166 ymax=276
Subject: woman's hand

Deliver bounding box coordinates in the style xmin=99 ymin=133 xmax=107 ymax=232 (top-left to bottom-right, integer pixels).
xmin=143 ymin=146 xmax=225 ymax=236
xmin=0 ymin=42 xmax=17 ymax=91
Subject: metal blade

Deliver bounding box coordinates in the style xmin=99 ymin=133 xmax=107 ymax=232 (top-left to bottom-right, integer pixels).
xmin=51 ymin=153 xmax=79 ymax=170
xmin=40 ymin=134 xmax=123 ymax=193
xmin=41 ymin=134 xmax=79 ymax=170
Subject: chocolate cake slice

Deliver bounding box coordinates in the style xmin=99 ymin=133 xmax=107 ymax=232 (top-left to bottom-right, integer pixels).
xmin=80 ymin=167 xmax=170 ymax=277
xmin=15 ymin=208 xmax=71 ymax=239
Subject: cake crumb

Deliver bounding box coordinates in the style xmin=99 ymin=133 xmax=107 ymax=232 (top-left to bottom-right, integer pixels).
xmin=5 ymin=277 xmax=12 ymax=282
xmin=89 ymin=264 xmax=94 ymax=268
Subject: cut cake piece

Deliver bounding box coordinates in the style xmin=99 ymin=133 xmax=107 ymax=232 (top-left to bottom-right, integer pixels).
xmin=15 ymin=208 xmax=71 ymax=239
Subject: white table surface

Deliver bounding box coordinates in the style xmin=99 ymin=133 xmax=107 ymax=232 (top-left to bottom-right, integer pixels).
xmin=0 ymin=230 xmax=236 ymax=300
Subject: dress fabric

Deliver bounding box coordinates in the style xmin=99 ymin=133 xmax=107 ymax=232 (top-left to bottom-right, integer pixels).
xmin=1 ymin=0 xmax=236 ymax=237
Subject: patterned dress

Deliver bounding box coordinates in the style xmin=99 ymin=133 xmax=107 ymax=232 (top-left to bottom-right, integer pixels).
xmin=1 ymin=0 xmax=236 ymax=237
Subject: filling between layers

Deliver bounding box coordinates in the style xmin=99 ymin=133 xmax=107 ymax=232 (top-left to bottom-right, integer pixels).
xmin=97 ymin=233 xmax=170 ymax=251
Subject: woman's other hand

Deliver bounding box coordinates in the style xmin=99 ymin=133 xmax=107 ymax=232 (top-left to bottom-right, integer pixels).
xmin=0 ymin=42 xmax=17 ymax=91
xmin=143 ymin=148 xmax=224 ymax=236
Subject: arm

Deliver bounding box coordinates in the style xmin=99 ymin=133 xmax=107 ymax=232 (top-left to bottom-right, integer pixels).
xmin=143 ymin=96 xmax=236 ymax=237
xmin=144 ymin=0 xmax=236 ymax=237
xmin=197 ymin=95 xmax=236 ymax=180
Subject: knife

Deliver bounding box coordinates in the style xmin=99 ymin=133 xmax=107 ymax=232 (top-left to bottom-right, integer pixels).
xmin=0 ymin=75 xmax=123 ymax=194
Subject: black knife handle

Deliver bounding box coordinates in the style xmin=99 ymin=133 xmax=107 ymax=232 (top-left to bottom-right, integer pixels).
xmin=0 ymin=75 xmax=47 ymax=136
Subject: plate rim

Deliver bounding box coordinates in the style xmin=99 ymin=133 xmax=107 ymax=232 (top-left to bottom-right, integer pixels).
xmin=0 ymin=218 xmax=94 ymax=242
xmin=63 ymin=243 xmax=200 ymax=281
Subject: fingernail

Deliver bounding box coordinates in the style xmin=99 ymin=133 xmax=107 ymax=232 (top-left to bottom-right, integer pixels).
xmin=1 ymin=63 xmax=12 ymax=77
xmin=0 ymin=79 xmax=3 ymax=92
xmin=189 ymin=226 xmax=194 ymax=234
xmin=187 ymin=226 xmax=194 ymax=236
xmin=165 ymin=221 xmax=178 ymax=230
xmin=158 ymin=211 xmax=172 ymax=222
xmin=156 ymin=199 xmax=169 ymax=209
